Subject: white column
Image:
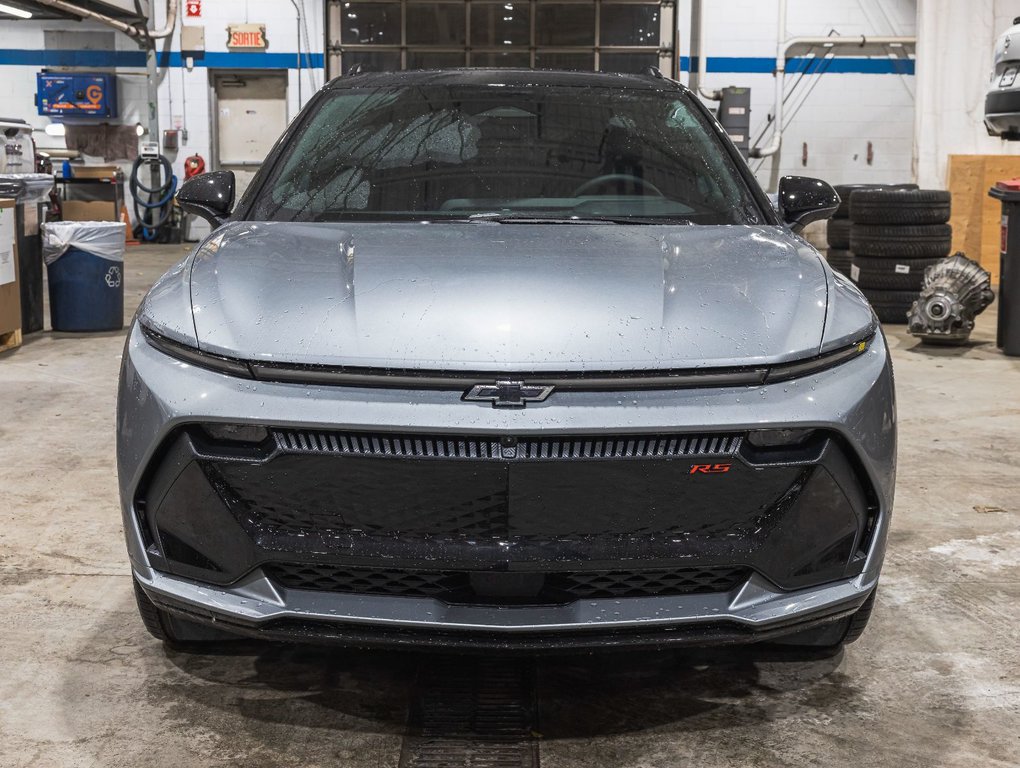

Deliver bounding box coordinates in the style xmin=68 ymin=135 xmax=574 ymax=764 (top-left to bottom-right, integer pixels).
xmin=914 ymin=0 xmax=1020 ymax=188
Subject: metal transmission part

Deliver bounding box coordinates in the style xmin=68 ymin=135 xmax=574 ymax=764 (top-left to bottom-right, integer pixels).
xmin=908 ymin=253 xmax=995 ymax=344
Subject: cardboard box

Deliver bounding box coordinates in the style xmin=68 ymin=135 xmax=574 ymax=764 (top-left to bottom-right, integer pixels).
xmin=947 ymin=154 xmax=1020 ymax=283
xmin=69 ymin=165 xmax=119 ymax=180
xmin=0 ymin=198 xmax=22 ymax=352
xmin=61 ymin=199 xmax=119 ymax=222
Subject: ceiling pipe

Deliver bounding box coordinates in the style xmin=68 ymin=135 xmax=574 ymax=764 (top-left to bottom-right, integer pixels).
xmin=28 ymin=0 xmax=178 ymax=42
xmin=750 ymin=0 xmax=915 ymax=158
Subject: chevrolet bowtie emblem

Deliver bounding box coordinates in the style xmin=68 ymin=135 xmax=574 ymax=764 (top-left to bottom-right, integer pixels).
xmin=463 ymin=380 xmax=555 ymax=408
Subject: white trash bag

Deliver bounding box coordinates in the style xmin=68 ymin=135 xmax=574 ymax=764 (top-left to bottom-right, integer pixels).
xmin=0 ymin=173 xmax=55 ymax=204
xmin=42 ymin=221 xmax=126 ymax=265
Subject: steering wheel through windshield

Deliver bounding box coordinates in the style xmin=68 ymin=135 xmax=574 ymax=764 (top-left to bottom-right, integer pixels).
xmin=572 ymin=174 xmax=665 ymax=197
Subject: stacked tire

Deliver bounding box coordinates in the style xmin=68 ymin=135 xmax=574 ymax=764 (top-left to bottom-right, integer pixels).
xmin=848 ymin=189 xmax=953 ymax=324
xmin=823 ymin=185 xmax=864 ymax=277
xmin=824 ymin=184 xmax=916 ymax=278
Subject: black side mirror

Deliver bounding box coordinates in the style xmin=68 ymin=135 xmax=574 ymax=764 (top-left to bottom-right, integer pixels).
xmin=777 ymin=176 xmax=839 ymax=233
xmin=177 ymin=170 xmax=235 ymax=226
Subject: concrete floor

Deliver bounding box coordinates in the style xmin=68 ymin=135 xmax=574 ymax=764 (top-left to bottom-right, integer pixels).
xmin=1 ymin=244 xmax=1019 ymax=768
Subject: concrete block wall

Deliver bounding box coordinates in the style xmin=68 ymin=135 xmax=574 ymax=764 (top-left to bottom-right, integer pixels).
xmin=677 ymin=0 xmax=918 ymax=190
xmin=0 ymin=19 xmax=152 ymax=154
xmin=150 ymin=0 xmax=324 ymax=149
xmin=0 ymin=1 xmax=322 ymax=235
xmin=0 ymin=3 xmax=323 ymax=156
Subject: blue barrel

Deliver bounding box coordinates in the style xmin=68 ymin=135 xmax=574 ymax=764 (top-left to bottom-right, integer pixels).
xmin=42 ymin=221 xmax=125 ymax=332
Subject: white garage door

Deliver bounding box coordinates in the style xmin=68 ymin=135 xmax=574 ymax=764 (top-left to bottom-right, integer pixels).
xmin=213 ymin=72 xmax=288 ymax=202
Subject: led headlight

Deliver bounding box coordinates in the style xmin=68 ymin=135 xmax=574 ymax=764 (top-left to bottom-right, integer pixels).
xmin=140 ymin=323 xmax=253 ymax=378
xmin=765 ymin=335 xmax=873 ymax=383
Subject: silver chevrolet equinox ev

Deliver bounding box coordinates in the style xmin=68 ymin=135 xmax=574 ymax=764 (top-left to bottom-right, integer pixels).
xmin=118 ymin=69 xmax=895 ymax=653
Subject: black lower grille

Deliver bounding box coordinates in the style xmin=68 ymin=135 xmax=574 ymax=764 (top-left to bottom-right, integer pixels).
xmin=546 ymin=568 xmax=749 ymax=599
xmin=264 ymin=562 xmax=749 ymax=603
xmin=148 ymin=427 xmax=869 ymax=593
xmin=208 ymin=430 xmax=752 ymax=539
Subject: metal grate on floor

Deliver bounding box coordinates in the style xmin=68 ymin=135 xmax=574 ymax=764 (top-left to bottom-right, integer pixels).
xmin=399 ymin=658 xmax=538 ymax=768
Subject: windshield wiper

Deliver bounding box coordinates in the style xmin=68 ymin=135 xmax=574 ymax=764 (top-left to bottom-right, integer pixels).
xmin=465 ymin=212 xmax=694 ymax=225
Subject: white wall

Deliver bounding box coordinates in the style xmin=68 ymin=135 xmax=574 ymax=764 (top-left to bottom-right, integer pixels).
xmin=914 ymin=0 xmax=1020 ymax=188
xmin=0 ymin=2 xmax=323 ymax=172
xmin=150 ymin=0 xmax=323 ymax=182
xmin=678 ymin=0 xmax=918 ymax=191
xmin=0 ymin=19 xmax=151 ymax=155
xmin=0 ymin=1 xmax=322 ymax=233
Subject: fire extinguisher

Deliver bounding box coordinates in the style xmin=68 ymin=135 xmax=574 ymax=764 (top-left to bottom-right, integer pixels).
xmin=181 ymin=154 xmax=206 ymax=242
xmin=184 ymin=153 xmax=206 ymax=179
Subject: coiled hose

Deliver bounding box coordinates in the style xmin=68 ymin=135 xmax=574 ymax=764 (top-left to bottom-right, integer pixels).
xmin=130 ymin=154 xmax=178 ymax=242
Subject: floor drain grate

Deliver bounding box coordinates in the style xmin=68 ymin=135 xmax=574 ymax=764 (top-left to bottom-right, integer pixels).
xmin=399 ymin=658 xmax=539 ymax=768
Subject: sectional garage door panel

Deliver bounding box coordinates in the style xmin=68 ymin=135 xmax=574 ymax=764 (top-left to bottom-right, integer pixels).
xmin=326 ymin=0 xmax=676 ymax=78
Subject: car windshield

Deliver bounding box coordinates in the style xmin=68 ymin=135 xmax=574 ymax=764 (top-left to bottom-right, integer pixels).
xmin=247 ymin=81 xmax=765 ymax=225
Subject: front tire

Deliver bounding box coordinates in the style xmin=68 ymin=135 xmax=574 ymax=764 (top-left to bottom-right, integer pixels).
xmin=839 ymin=587 xmax=878 ymax=645
xmin=133 ymin=579 xmax=239 ymax=647
xmin=772 ymin=588 xmax=878 ymax=653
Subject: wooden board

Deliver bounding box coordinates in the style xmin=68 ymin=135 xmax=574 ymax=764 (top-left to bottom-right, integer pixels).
xmin=947 ymin=154 xmax=1020 ymax=283
xmin=0 ymin=329 xmax=21 ymax=355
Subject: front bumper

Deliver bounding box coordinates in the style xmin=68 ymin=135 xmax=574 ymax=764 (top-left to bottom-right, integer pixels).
xmin=136 ymin=566 xmax=876 ymax=651
xmin=118 ymin=323 xmax=895 ymax=648
xmin=985 ymin=88 xmax=1020 ymax=135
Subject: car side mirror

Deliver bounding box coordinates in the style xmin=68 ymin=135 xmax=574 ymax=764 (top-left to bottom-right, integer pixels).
xmin=177 ymin=170 xmax=235 ymax=226
xmin=777 ymin=176 xmax=839 ymax=233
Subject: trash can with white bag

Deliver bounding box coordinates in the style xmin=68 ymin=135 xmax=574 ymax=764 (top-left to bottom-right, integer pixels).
xmin=42 ymin=221 xmax=125 ymax=332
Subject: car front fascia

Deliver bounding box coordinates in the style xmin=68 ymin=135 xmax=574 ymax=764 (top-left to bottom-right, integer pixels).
xmin=118 ymin=320 xmax=895 ymax=646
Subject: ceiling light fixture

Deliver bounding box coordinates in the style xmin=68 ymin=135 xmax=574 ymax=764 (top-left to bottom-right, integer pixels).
xmin=0 ymin=3 xmax=32 ymax=18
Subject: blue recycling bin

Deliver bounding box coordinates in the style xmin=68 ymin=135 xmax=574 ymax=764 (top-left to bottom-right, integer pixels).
xmin=42 ymin=221 xmax=125 ymax=332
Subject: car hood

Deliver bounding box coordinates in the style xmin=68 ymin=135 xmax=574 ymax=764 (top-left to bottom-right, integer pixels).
xmin=189 ymin=221 xmax=829 ymax=371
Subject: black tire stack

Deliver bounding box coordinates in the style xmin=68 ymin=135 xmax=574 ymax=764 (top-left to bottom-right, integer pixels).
xmin=822 ymin=184 xmax=864 ymax=277
xmin=848 ymin=189 xmax=953 ymax=324
xmin=824 ymin=183 xmax=917 ymax=277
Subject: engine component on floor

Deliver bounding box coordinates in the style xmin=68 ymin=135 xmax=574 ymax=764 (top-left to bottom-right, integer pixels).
xmin=908 ymin=253 xmax=995 ymax=344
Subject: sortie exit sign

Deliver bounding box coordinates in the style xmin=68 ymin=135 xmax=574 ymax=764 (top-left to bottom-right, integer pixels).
xmin=226 ymin=24 xmax=268 ymax=50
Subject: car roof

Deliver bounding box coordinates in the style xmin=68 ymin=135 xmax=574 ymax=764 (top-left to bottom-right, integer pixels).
xmin=324 ymin=67 xmax=687 ymax=93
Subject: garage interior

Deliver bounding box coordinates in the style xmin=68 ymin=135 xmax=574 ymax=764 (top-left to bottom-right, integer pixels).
xmin=1 ymin=1 xmax=1019 ymax=767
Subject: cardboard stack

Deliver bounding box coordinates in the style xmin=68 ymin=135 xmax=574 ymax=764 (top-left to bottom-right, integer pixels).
xmin=0 ymin=198 xmax=21 ymax=353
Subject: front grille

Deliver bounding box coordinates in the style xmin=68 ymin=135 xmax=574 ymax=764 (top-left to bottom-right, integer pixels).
xmin=273 ymin=429 xmax=744 ymax=461
xmin=208 ymin=428 xmax=758 ymax=538
xmin=264 ymin=562 xmax=749 ymax=603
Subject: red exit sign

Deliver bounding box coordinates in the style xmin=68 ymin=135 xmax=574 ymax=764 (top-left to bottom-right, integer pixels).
xmin=226 ymin=24 xmax=268 ymax=50
xmin=185 ymin=1 xmax=201 ymax=17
